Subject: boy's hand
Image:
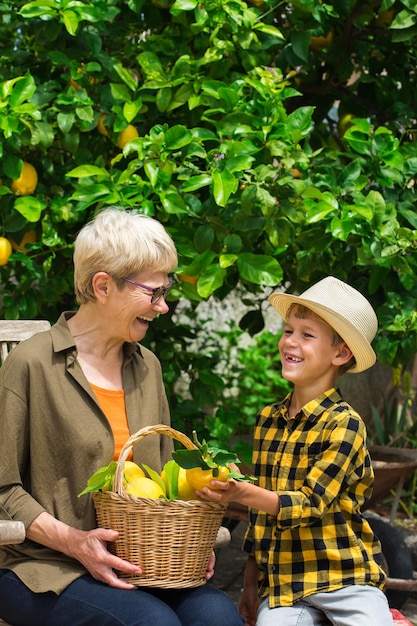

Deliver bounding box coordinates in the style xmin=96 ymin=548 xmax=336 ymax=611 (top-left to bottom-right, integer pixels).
xmin=198 ymin=480 xmax=280 ymax=517
xmin=197 ymin=478 xmax=238 ymax=503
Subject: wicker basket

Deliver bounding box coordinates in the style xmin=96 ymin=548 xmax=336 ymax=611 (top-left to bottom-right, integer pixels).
xmin=93 ymin=424 xmax=227 ymax=588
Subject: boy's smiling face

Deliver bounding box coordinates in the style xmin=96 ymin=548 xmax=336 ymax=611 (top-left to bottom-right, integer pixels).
xmin=278 ymin=306 xmax=351 ymax=389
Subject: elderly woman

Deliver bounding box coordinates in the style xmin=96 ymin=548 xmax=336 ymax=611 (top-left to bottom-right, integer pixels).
xmin=0 ymin=208 xmax=244 ymax=626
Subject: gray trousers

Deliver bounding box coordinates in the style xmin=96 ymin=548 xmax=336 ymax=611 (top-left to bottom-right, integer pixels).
xmin=257 ymin=585 xmax=393 ymax=626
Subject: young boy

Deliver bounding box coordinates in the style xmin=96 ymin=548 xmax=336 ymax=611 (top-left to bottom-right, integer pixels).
xmin=200 ymin=276 xmax=393 ymax=626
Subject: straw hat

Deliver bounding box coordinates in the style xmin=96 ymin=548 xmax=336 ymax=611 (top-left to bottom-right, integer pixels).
xmin=268 ymin=276 xmax=378 ymax=374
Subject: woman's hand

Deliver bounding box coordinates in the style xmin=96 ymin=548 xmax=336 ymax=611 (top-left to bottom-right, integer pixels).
xmin=70 ymin=527 xmax=142 ymax=589
xmin=205 ymin=550 xmax=216 ymax=581
xmin=27 ymin=511 xmax=141 ymax=589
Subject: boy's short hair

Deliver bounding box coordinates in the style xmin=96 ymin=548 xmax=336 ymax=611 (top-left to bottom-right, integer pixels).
xmin=269 ymin=276 xmax=378 ymax=374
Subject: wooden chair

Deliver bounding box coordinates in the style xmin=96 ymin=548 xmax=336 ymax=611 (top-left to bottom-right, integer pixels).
xmin=0 ymin=320 xmax=51 ymax=625
xmin=0 ymin=319 xmax=51 ymax=365
xmin=0 ymin=320 xmax=51 ymax=547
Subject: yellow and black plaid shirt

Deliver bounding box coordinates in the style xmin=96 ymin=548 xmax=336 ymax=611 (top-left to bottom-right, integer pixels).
xmin=243 ymin=388 xmax=386 ymax=608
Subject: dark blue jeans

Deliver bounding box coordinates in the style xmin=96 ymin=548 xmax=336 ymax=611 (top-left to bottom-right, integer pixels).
xmin=0 ymin=570 xmax=245 ymax=626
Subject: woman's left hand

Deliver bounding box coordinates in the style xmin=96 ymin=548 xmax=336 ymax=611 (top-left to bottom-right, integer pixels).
xmin=205 ymin=550 xmax=216 ymax=580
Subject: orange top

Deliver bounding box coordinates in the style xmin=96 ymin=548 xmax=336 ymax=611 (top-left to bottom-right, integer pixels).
xmin=90 ymin=383 xmax=132 ymax=461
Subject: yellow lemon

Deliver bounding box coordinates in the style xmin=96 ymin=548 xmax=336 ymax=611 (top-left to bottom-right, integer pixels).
xmin=11 ymin=162 xmax=38 ymax=196
xmin=179 ymin=274 xmax=199 ymax=286
xmin=310 ymin=30 xmax=333 ymax=52
xmin=0 ymin=237 xmax=13 ymax=266
xmin=117 ymin=124 xmax=139 ymax=149
xmin=125 ymin=476 xmax=165 ymax=499
xmin=123 ymin=461 xmax=145 ymax=483
xmin=376 ymin=10 xmax=395 ymax=27
xmin=338 ymin=113 xmax=355 ymax=138
xmin=177 ymin=467 xmax=197 ymax=500
xmin=97 ymin=113 xmax=109 ymax=137
xmin=186 ymin=465 xmax=231 ymax=492
xmin=11 ymin=230 xmax=36 ymax=254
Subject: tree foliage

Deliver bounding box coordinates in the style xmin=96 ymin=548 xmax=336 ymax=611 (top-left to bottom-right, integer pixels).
xmin=1 ymin=0 xmax=417 ymax=440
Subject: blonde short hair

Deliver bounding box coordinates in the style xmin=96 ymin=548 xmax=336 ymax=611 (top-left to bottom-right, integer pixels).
xmin=74 ymin=207 xmax=178 ymax=304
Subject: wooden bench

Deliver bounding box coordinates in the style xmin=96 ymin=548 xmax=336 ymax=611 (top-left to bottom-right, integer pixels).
xmin=0 ymin=320 xmax=51 ymax=547
xmin=0 ymin=319 xmax=51 ymax=364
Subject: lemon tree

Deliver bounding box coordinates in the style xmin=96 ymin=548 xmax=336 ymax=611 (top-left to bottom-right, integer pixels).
xmin=2 ymin=0 xmax=417 ymax=450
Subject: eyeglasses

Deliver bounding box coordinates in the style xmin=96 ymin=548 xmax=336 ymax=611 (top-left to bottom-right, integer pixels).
xmin=122 ymin=277 xmax=174 ymax=304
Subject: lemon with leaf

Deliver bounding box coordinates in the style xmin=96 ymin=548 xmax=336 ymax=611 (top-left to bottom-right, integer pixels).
xmin=172 ymin=431 xmax=255 ymax=494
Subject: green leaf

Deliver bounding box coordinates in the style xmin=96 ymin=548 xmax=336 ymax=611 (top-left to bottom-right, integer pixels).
xmin=123 ymin=100 xmax=142 ymax=123
xmin=162 ymin=459 xmax=180 ymax=500
xmin=160 ymin=190 xmax=188 ymax=215
xmin=180 ymin=175 xmax=212 ymax=193
xmin=14 ymin=196 xmax=45 ymax=222
xmin=9 ymin=74 xmax=37 ymax=107
xmin=144 ymin=161 xmax=159 ymax=187
xmin=62 ymin=9 xmax=79 ymax=35
xmin=171 ymin=0 xmax=198 ymax=11
xmin=253 ymin=23 xmax=284 ymax=40
xmin=141 ymin=464 xmax=167 ymax=497
xmin=212 ymin=168 xmax=238 ymax=207
xmin=164 ymin=125 xmax=193 ymax=150
xmin=306 ymin=200 xmax=337 ymax=223
xmin=172 ymin=449 xmax=210 ymax=470
xmin=155 ymin=86 xmax=170 ymax=113
xmin=57 ymin=111 xmax=75 ymax=134
xmin=113 ymin=63 xmax=138 ymax=91
xmin=77 ymin=461 xmax=117 ymax=497
xmin=31 ymin=121 xmax=55 ymax=147
xmin=197 ymin=265 xmax=227 ymax=297
xmin=287 ymin=106 xmax=314 ymax=140
xmin=66 ymin=165 xmax=110 ymax=178
xmin=237 ymin=253 xmax=283 ymax=286
xmin=219 ymin=253 xmax=237 ymax=269
xmin=19 ymin=1 xmax=57 ymax=19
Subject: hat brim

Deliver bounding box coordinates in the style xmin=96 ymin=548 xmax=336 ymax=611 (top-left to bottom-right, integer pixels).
xmin=268 ymin=292 xmax=376 ymax=374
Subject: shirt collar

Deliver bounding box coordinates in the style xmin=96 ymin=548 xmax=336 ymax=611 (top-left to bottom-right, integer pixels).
xmin=276 ymin=387 xmax=343 ymax=422
xmin=50 ymin=311 xmax=143 ymax=361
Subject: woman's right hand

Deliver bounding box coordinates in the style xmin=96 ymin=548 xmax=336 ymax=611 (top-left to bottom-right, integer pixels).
xmin=70 ymin=526 xmax=142 ymax=589
xmin=27 ymin=511 xmax=141 ymax=589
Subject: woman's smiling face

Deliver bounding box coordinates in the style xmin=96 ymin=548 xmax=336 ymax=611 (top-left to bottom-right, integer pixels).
xmin=108 ymin=271 xmax=171 ymax=343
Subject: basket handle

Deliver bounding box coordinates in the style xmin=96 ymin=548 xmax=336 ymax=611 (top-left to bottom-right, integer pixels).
xmin=113 ymin=424 xmax=197 ymax=494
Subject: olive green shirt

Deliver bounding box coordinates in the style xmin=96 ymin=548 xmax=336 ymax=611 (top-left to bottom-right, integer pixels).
xmin=0 ymin=312 xmax=172 ymax=594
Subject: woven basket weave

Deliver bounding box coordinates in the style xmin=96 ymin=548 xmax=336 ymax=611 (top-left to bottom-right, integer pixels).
xmin=93 ymin=424 xmax=227 ymax=588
